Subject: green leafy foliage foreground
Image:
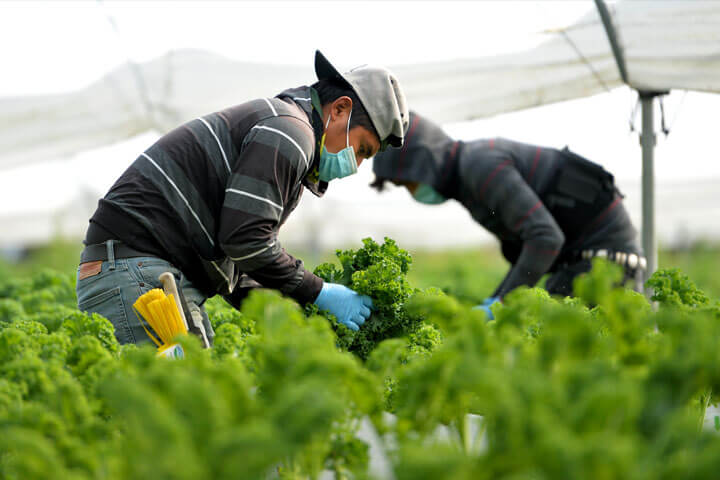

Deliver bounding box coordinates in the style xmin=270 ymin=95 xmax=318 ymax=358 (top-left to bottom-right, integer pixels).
xmin=2 ymin=239 xmax=720 ymax=479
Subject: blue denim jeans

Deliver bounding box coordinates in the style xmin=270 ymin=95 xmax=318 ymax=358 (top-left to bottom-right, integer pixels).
xmin=76 ymin=253 xmax=213 ymax=346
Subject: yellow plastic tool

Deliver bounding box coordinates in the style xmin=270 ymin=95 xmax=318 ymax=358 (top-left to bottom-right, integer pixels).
xmin=133 ymin=287 xmax=188 ymax=351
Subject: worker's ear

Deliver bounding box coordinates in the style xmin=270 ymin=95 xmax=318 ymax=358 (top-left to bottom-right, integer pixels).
xmin=331 ymin=96 xmax=353 ymax=120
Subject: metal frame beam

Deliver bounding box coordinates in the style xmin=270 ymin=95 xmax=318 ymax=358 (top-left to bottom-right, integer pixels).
xmin=639 ymin=91 xmax=657 ymax=284
xmin=594 ymin=0 xmax=629 ymax=84
xmin=594 ymin=0 xmax=670 ymax=291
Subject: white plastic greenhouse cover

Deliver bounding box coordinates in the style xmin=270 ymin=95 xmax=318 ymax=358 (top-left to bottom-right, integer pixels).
xmin=1 ymin=0 xmax=719 ymax=169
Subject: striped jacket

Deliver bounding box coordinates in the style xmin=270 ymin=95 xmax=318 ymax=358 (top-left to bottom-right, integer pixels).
xmin=374 ymin=112 xmax=640 ymax=298
xmin=89 ymin=86 xmax=327 ymax=306
xmin=456 ymin=138 xmax=639 ymax=298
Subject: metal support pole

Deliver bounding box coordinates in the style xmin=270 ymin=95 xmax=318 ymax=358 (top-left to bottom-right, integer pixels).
xmin=639 ymin=91 xmax=658 ymax=287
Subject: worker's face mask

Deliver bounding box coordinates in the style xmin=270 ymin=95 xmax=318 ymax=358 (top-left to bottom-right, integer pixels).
xmin=413 ymin=183 xmax=447 ymax=205
xmin=319 ymin=110 xmax=358 ymax=182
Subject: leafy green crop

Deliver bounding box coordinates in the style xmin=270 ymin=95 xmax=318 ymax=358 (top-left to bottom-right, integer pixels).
xmin=2 ymin=246 xmax=720 ymax=479
xmin=312 ymin=237 xmax=441 ymax=360
xmin=648 ymin=267 xmax=711 ymax=309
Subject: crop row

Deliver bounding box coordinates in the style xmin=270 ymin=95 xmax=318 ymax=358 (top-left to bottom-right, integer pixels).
xmin=1 ymin=238 xmax=720 ymax=479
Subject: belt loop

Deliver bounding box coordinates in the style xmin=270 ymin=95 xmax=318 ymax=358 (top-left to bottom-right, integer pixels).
xmin=106 ymin=240 xmax=116 ymax=270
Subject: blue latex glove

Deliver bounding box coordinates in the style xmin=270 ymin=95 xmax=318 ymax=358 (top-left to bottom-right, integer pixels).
xmin=314 ymin=283 xmax=373 ymax=331
xmin=482 ymin=296 xmax=500 ymax=306
xmin=472 ymin=296 xmax=500 ymax=320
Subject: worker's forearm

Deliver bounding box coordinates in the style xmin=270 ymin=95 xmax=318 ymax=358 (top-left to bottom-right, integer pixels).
xmin=244 ymin=254 xmax=323 ymax=305
xmin=494 ymin=241 xmax=561 ymax=298
xmin=492 ymin=268 xmax=514 ymax=298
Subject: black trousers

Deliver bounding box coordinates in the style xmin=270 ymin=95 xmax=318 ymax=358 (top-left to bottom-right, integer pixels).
xmin=544 ymin=259 xmax=643 ymax=297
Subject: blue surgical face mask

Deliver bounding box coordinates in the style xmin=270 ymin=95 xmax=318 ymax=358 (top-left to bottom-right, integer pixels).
xmin=318 ymin=110 xmax=357 ymax=182
xmin=413 ymin=183 xmax=447 ymax=205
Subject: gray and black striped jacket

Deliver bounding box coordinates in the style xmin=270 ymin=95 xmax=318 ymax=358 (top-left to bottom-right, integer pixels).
xmin=88 ymin=86 xmax=327 ymax=306
xmin=374 ymin=112 xmax=640 ymax=298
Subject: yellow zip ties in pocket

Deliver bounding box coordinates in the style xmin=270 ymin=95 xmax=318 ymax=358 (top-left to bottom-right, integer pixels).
xmin=133 ymin=288 xmax=188 ymax=354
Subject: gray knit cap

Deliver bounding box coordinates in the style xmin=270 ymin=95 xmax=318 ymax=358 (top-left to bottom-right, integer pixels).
xmin=315 ymin=50 xmax=409 ymax=150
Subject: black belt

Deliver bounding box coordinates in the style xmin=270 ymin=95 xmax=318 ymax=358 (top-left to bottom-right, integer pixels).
xmin=80 ymin=241 xmax=155 ymax=264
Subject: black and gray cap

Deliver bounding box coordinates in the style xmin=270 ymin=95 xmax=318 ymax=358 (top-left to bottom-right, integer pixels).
xmin=372 ymin=111 xmax=456 ymax=188
xmin=315 ymin=50 xmax=409 ymax=150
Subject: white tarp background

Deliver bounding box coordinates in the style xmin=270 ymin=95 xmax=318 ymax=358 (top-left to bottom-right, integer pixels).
xmin=0 ymin=1 xmax=719 ymax=251
xmin=3 ymin=2 xmax=720 ymax=167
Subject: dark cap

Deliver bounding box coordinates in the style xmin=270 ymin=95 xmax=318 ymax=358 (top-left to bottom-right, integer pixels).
xmin=315 ymin=50 xmax=409 ymax=149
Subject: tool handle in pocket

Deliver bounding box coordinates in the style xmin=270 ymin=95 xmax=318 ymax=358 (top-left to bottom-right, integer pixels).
xmin=159 ymin=272 xmax=190 ymax=332
xmin=159 ymin=272 xmax=211 ymax=349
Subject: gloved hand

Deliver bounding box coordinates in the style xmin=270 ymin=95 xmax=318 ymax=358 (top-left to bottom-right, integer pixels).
xmin=314 ymin=283 xmax=373 ymax=331
xmin=472 ymin=296 xmax=500 ymax=320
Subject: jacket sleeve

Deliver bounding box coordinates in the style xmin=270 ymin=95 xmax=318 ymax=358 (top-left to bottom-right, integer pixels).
xmin=467 ymin=154 xmax=565 ymax=298
xmin=222 ymin=274 xmax=263 ymax=310
xmin=218 ymin=115 xmax=323 ymax=305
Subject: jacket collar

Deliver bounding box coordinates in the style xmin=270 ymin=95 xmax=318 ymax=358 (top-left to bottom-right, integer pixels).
xmin=276 ymin=86 xmax=328 ymax=197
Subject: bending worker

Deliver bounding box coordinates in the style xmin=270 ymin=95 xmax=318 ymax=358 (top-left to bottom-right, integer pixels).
xmin=76 ymin=51 xmax=408 ymax=344
xmin=372 ymin=111 xmax=645 ymax=317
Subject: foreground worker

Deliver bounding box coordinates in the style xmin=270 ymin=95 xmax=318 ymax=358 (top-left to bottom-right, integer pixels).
xmin=372 ymin=111 xmax=645 ymax=318
xmin=76 ymin=51 xmax=408 ymax=344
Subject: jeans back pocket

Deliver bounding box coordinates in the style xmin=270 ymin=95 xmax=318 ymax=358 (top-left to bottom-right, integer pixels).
xmin=77 ymin=286 xmax=135 ymax=344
